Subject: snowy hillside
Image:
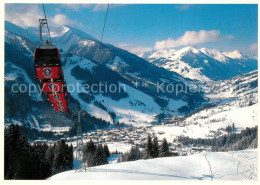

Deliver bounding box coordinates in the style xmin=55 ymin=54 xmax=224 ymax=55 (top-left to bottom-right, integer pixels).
xmin=4 ymin=21 xmax=205 ymax=131
xmin=153 ymin=104 xmax=258 ymax=141
xmin=153 ymin=70 xmax=258 ymax=140
xmin=62 ymin=55 xmax=163 ymax=124
xmin=5 ymin=21 xmax=39 ymax=42
xmin=141 ymin=46 xmax=258 ymax=81
xmin=204 ymin=70 xmax=258 ymax=101
xmin=50 ymin=149 xmax=258 ymax=180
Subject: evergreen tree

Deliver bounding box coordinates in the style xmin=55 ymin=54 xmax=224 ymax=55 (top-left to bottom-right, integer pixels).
xmin=52 ymin=139 xmax=72 ymax=174
xmin=127 ymin=146 xmax=136 ymax=161
xmin=83 ymin=141 xmax=109 ymax=167
xmin=145 ymin=134 xmax=153 ymax=159
xmin=45 ymin=144 xmax=55 ymax=176
xmin=18 ymin=135 xmax=34 ymax=179
xmin=4 ymin=130 xmax=10 ymax=179
xmin=4 ymin=125 xmax=33 ymax=179
xmin=104 ymin=144 xmax=110 ymax=158
xmin=151 ymin=137 xmax=159 ymax=158
xmin=68 ymin=144 xmax=74 ymax=169
xmin=159 ymin=138 xmax=170 ymax=157
xmin=93 ymin=144 xmax=105 ymax=166
xmin=5 ymin=125 xmax=73 ymax=179
xmin=5 ymin=125 xmax=19 ymax=179
xmin=83 ymin=139 xmax=96 ymax=167
xmin=232 ymin=123 xmax=235 ymax=130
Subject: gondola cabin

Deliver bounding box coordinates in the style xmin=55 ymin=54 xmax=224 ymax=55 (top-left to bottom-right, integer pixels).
xmin=34 ymin=18 xmax=69 ymax=112
xmin=34 ymin=47 xmax=63 ymax=80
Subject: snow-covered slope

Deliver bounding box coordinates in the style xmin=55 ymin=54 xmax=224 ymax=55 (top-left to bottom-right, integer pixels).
xmin=153 ymin=70 xmax=258 ymax=140
xmin=153 ymin=103 xmax=258 ymax=140
xmin=223 ymin=50 xmax=246 ymax=60
xmin=50 ymin=149 xmax=258 ymax=180
xmin=62 ymin=55 xmax=163 ymax=124
xmin=5 ymin=21 xmax=38 ymax=42
xmin=142 ymin=46 xmax=258 ymax=81
xmin=51 ymin=25 xmax=99 ymax=52
xmin=141 ymin=47 xmax=211 ymax=81
xmin=205 ymin=70 xmax=258 ymax=100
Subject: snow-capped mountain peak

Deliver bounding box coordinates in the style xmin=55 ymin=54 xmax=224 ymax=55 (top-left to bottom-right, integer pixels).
xmin=50 ymin=26 xmax=70 ymax=37
xmin=199 ymin=48 xmax=228 ymax=63
xmin=141 ymin=46 xmax=257 ymax=81
xmin=148 ymin=49 xmax=177 ymax=59
xmin=223 ymin=50 xmax=245 ymax=60
xmin=50 ymin=25 xmax=99 ymax=52
xmin=62 ymin=25 xmax=98 ymax=41
xmin=178 ymin=46 xmax=200 ymax=54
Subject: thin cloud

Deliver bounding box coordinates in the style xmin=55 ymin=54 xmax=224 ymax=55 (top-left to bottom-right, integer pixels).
xmin=175 ymin=5 xmax=193 ymax=10
xmin=5 ymin=4 xmax=82 ymax=28
xmin=129 ymin=47 xmax=153 ymax=55
xmin=93 ymin=4 xmax=126 ymax=11
xmin=62 ymin=4 xmax=125 ymax=12
xmin=118 ymin=30 xmax=234 ymax=54
xmin=155 ymin=30 xmax=224 ymax=50
xmin=250 ymin=43 xmax=258 ymax=51
xmin=117 ymin=43 xmax=152 ymax=55
xmin=49 ymin=14 xmax=83 ymax=27
xmin=5 ymin=4 xmax=42 ymax=28
xmin=62 ymin=4 xmax=92 ymax=11
xmin=55 ymin=8 xmax=61 ymax=13
xmin=225 ymin=35 xmax=235 ymax=39
xmin=93 ymin=4 xmax=108 ymax=11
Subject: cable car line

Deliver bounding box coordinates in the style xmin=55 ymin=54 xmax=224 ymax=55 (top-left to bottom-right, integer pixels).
xmin=41 ymin=3 xmax=52 ymax=45
xmin=91 ymin=4 xmax=110 ymax=86
xmin=100 ymin=4 xmax=110 ymax=43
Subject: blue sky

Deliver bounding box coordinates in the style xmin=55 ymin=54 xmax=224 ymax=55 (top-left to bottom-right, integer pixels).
xmin=5 ymin=4 xmax=258 ymax=55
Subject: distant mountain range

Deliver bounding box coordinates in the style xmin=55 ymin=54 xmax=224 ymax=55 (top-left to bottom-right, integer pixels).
xmin=140 ymin=47 xmax=257 ymax=81
xmin=5 ymin=21 xmax=206 ymax=131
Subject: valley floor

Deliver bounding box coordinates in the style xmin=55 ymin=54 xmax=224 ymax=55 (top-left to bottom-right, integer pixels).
xmin=49 ymin=149 xmax=258 ymax=180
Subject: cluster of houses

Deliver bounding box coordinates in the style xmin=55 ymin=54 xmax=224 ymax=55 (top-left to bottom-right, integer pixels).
xmin=33 ymin=126 xmax=154 ymax=146
xmin=80 ymin=126 xmax=154 ymax=145
xmin=32 ymin=116 xmax=212 ymax=156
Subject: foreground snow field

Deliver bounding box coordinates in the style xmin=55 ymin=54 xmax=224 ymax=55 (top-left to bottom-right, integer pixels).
xmin=49 ymin=149 xmax=258 ymax=180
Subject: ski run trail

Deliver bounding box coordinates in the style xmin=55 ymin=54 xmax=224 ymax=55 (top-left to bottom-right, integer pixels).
xmin=50 ymin=149 xmax=257 ymax=180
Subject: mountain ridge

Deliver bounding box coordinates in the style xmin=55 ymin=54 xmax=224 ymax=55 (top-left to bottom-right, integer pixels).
xmin=141 ymin=46 xmax=258 ymax=81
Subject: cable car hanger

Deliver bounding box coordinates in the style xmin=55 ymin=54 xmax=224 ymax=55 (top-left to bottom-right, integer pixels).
xmin=40 ymin=4 xmax=52 ymax=46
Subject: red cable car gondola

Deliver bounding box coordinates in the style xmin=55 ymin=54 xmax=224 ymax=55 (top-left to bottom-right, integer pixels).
xmin=33 ymin=19 xmax=68 ymax=112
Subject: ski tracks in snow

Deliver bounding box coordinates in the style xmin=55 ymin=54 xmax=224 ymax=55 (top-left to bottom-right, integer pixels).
xmin=232 ymin=150 xmax=258 ymax=180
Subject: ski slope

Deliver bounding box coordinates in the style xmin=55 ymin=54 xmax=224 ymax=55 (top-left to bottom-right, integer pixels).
xmin=62 ymin=55 xmax=164 ymax=125
xmin=49 ymin=149 xmax=258 ymax=180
